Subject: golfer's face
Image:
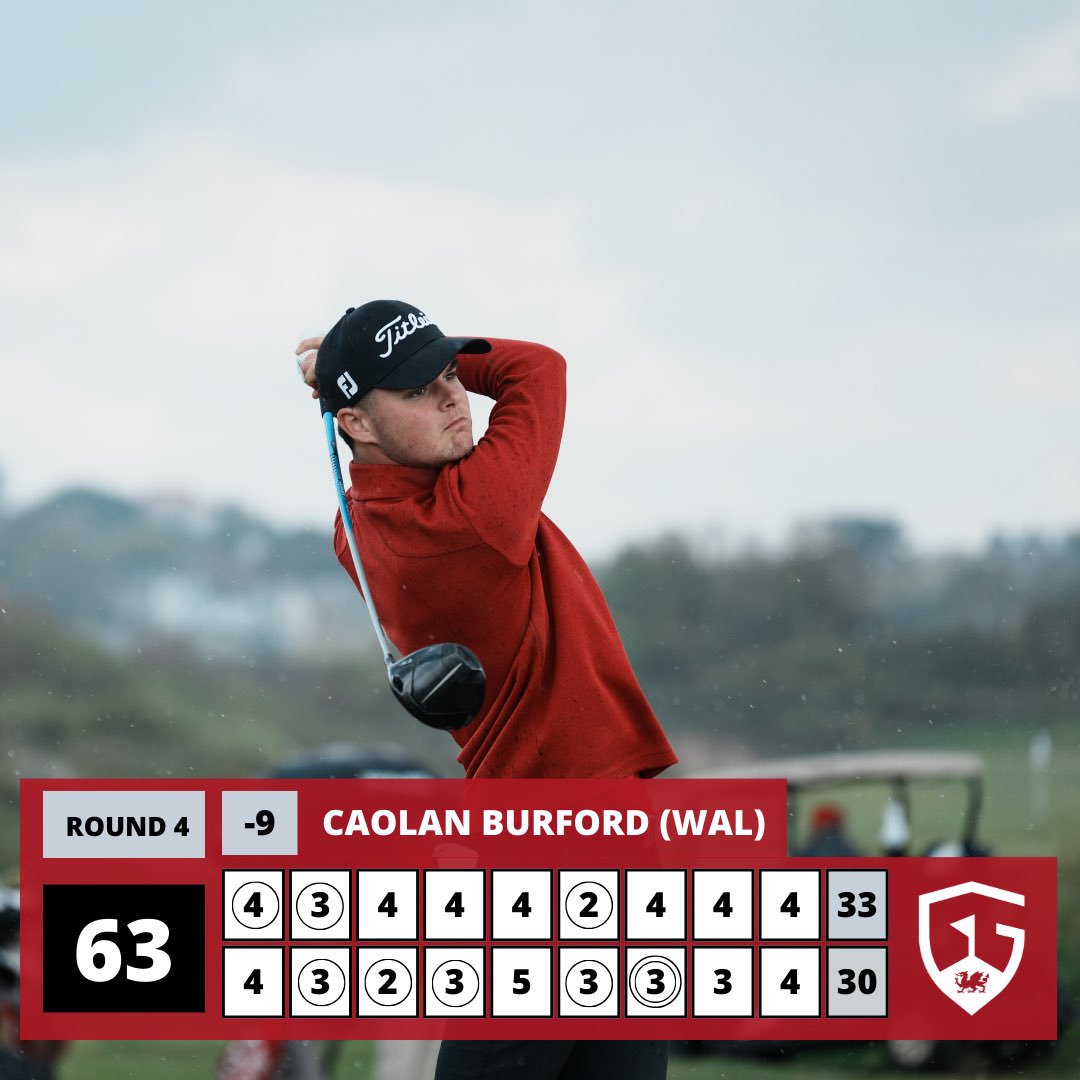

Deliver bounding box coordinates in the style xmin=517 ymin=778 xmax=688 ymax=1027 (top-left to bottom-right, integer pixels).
xmin=368 ymin=361 xmax=474 ymax=467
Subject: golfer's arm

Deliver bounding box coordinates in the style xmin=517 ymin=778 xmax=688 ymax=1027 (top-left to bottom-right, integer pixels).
xmin=451 ymin=338 xmax=566 ymax=564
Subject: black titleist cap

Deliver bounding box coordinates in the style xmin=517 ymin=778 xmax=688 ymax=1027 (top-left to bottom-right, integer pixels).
xmin=316 ymin=300 xmax=489 ymax=414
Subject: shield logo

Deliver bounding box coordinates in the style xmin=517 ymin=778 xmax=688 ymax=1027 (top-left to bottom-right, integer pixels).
xmin=918 ymin=880 xmax=1025 ymax=1016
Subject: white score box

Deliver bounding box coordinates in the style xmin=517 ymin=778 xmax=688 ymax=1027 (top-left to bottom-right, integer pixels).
xmin=759 ymin=869 xmax=821 ymax=940
xmin=625 ymin=870 xmax=686 ymax=940
xmin=356 ymin=947 xmax=419 ymax=1017
xmin=691 ymin=946 xmax=754 ymax=1017
xmin=491 ymin=870 xmax=553 ymax=940
xmin=223 ymin=870 xmax=284 ymax=940
xmin=423 ymin=948 xmax=485 ymax=1017
xmin=558 ymin=870 xmax=619 ymax=940
xmin=289 ymin=947 xmax=351 ymax=1017
xmin=491 ymin=947 xmax=553 ymax=1017
xmin=356 ymin=869 xmax=418 ymax=940
xmin=692 ymin=869 xmax=753 ymax=940
xmin=222 ymin=947 xmax=284 ymax=1017
xmin=759 ymin=946 xmax=821 ymax=1017
xmin=424 ymin=870 xmax=485 ymax=940
xmin=558 ymin=947 xmax=619 ymax=1017
xmin=290 ymin=870 xmax=350 ymax=940
xmin=625 ymin=947 xmax=686 ymax=1017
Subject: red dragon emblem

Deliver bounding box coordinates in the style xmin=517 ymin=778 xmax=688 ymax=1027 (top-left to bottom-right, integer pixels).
xmin=954 ymin=970 xmax=989 ymax=993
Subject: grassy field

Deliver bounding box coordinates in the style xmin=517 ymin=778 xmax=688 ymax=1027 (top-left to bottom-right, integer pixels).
xmin=53 ymin=1036 xmax=1079 ymax=1079
xmin=32 ymin=722 xmax=1080 ymax=1078
xmin=58 ymin=1040 xmax=376 ymax=1077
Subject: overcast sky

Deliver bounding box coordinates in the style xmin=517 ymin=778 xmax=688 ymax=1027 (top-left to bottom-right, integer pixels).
xmin=2 ymin=1 xmax=1077 ymax=556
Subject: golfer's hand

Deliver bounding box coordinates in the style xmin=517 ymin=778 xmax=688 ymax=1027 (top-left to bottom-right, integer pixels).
xmin=295 ymin=335 xmax=323 ymax=399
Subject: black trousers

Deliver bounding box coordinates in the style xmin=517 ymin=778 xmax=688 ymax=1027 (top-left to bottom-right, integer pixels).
xmin=434 ymin=1040 xmax=668 ymax=1080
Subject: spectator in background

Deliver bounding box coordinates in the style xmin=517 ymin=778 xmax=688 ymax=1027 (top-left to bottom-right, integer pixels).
xmin=797 ymin=802 xmax=861 ymax=857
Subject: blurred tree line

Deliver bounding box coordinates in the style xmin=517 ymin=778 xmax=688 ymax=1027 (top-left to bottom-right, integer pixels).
xmin=599 ymin=520 xmax=1080 ymax=755
xmin=1 ymin=489 xmax=1077 ymax=798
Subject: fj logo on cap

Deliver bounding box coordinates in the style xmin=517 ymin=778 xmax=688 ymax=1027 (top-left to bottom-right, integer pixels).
xmin=337 ymin=371 xmax=359 ymax=399
xmin=375 ymin=311 xmax=433 ymax=358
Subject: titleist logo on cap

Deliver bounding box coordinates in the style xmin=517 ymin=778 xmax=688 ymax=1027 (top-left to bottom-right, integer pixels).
xmin=375 ymin=311 xmax=433 ymax=359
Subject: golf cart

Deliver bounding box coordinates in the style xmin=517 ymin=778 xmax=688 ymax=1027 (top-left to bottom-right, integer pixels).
xmin=692 ymin=749 xmax=987 ymax=859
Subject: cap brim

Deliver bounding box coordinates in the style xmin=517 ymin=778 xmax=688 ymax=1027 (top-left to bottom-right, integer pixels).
xmin=374 ymin=337 xmax=490 ymax=391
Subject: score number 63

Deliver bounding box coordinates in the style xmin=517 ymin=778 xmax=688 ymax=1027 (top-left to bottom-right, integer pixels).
xmin=76 ymin=918 xmax=171 ymax=983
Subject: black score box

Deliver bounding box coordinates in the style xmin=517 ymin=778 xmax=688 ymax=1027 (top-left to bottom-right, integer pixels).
xmin=42 ymin=884 xmax=205 ymax=1013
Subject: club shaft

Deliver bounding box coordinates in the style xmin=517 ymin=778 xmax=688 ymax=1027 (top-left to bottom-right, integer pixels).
xmin=323 ymin=411 xmax=396 ymax=665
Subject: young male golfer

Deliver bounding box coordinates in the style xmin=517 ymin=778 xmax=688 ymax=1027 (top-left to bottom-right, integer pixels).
xmin=297 ymin=299 xmax=676 ymax=1078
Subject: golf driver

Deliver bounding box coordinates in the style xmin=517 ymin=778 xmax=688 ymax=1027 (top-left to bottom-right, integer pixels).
xmin=322 ymin=410 xmax=486 ymax=730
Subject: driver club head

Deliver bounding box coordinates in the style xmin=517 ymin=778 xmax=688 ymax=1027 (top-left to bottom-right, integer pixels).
xmin=388 ymin=643 xmax=486 ymax=731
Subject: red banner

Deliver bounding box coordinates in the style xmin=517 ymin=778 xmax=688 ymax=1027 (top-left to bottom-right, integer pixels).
xmin=19 ymin=778 xmax=1057 ymax=1040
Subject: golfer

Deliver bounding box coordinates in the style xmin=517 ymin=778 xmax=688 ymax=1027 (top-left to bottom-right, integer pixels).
xmin=297 ymin=299 xmax=676 ymax=1078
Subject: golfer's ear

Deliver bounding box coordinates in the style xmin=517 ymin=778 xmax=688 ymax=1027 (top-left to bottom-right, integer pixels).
xmin=337 ymin=407 xmax=378 ymax=445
